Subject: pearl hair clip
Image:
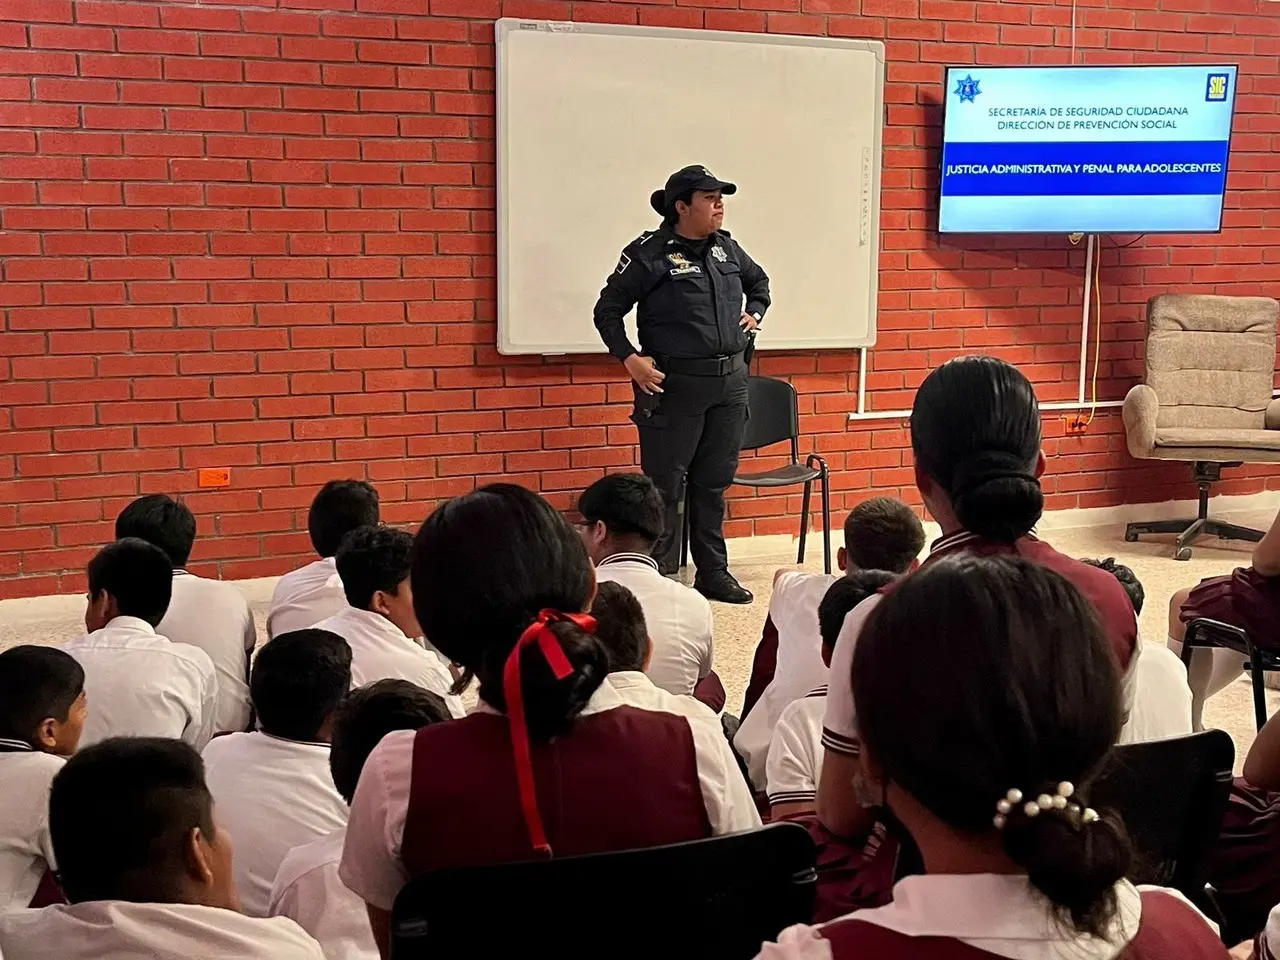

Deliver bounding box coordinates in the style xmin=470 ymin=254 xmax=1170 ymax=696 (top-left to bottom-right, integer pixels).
xmin=993 ymin=782 xmax=1099 ymax=829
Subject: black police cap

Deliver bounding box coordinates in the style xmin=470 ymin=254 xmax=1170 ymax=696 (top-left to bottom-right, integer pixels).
xmin=649 ymin=165 xmax=738 ymax=216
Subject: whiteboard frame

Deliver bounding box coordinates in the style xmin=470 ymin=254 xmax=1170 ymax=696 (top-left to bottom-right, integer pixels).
xmin=495 ymin=18 xmax=885 ymax=356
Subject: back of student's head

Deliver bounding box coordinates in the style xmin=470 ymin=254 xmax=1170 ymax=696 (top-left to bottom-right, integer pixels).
xmin=329 ymin=679 xmax=451 ymax=804
xmin=577 ymin=473 xmax=665 ymax=546
xmin=590 ymin=580 xmax=650 ymax=674
xmin=842 ymin=497 xmax=925 ymax=574
xmin=413 ymin=483 xmax=607 ymax=740
xmin=911 ymin=356 xmax=1044 ymax=543
xmin=853 ymin=554 xmax=1129 ymax=939
xmin=50 ymin=737 xmax=216 ymax=904
xmin=335 ymin=525 xmax=412 ymax=609
xmin=87 ymin=537 xmax=174 ymax=627
xmin=1082 ymin=558 xmax=1144 ymax=616
xmin=817 ymin=570 xmax=896 ymax=653
xmin=115 ymin=494 xmax=197 ymax=569
xmin=251 ymin=629 xmax=353 ymax=742
xmin=308 ymin=479 xmax=380 ymax=558
xmin=0 ymin=645 xmax=84 ymax=749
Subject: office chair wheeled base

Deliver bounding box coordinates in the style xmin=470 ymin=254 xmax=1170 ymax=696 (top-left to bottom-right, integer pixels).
xmin=1124 ymin=462 xmax=1263 ymax=561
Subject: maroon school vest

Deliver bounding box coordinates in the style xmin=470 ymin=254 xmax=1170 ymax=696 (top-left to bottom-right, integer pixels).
xmin=820 ymin=890 xmax=1230 ymax=959
xmin=400 ymin=706 xmax=713 ymax=874
xmin=921 ymin=534 xmax=1139 ymax=673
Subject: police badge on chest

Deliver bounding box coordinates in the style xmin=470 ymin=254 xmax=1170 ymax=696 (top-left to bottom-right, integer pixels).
xmin=667 ymin=252 xmax=702 ymax=277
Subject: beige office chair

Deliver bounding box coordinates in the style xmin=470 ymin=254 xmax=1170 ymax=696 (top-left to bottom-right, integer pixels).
xmin=1123 ymin=294 xmax=1280 ymax=560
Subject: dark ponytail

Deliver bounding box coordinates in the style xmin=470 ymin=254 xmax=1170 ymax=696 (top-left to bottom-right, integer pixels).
xmin=911 ymin=357 xmax=1044 ymax=542
xmin=853 ymin=555 xmax=1131 ymax=939
xmin=412 ymin=484 xmax=607 ymax=740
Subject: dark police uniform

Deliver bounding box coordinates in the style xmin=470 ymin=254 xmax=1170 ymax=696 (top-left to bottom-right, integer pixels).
xmin=592 ymin=168 xmax=770 ymax=587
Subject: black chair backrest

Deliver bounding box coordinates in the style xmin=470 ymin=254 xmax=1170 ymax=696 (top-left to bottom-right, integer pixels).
xmin=1091 ymin=730 xmax=1235 ymax=897
xmin=741 ymin=376 xmax=800 ymax=454
xmin=390 ymin=822 xmax=817 ymax=960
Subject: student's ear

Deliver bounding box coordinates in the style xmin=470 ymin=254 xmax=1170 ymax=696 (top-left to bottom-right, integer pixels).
xmin=370 ymin=589 xmax=392 ymax=617
xmin=837 ymin=546 xmax=848 ymax=573
xmin=642 ymin=637 xmax=653 ymax=672
xmin=184 ymin=826 xmax=216 ymax=888
xmin=34 ymin=717 xmax=59 ymax=752
xmin=1034 ymin=449 xmax=1047 ymax=479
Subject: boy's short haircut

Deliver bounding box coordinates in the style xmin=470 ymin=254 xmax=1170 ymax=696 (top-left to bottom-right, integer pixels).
xmin=308 ymin=480 xmax=380 ymax=559
xmin=0 ymin=645 xmax=85 ymax=747
xmin=589 ymin=580 xmax=650 ymax=674
xmin=87 ymin=538 xmax=174 ymax=627
xmin=114 ymin=494 xmax=197 ymax=569
xmin=843 ymin=497 xmax=926 ymax=574
xmin=335 ymin=525 xmax=413 ymax=610
xmin=577 ymin=474 xmax=666 ymax=545
xmin=1082 ymin=557 xmax=1145 ymax=616
xmin=50 ymin=737 xmax=215 ymax=904
xmin=329 ymin=679 xmax=451 ymax=804
xmin=251 ymin=629 xmax=353 ymax=743
xmin=818 ymin=570 xmax=897 ymax=651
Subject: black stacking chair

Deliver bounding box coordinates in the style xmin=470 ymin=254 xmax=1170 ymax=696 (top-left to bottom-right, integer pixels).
xmin=390 ymin=823 xmax=817 ymax=960
xmin=1182 ymin=618 xmax=1280 ymax=730
xmin=680 ymin=376 xmax=831 ymax=574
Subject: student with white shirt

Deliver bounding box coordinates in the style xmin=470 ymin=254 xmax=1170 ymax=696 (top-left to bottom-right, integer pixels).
xmin=0 ymin=646 xmax=86 ymax=912
xmin=202 ymin=629 xmax=352 ymax=918
xmin=270 ymin=679 xmax=453 ymax=960
xmin=314 ymin=526 xmax=463 ymax=718
xmin=268 ymin=480 xmax=380 ymax=639
xmin=340 ymin=485 xmax=762 ymax=958
xmin=116 ymin=494 xmax=256 ymax=734
xmin=64 ymin=538 xmax=219 ymax=751
xmin=0 ymin=738 xmax=325 ymax=960
xmin=577 ymin=473 xmax=719 ymax=706
xmin=755 ymin=555 xmax=1229 ymax=960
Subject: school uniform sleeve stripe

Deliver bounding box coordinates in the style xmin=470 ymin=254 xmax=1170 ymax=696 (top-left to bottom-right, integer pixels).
xmin=820 ymin=728 xmax=861 ymax=757
xmin=766 ymin=790 xmax=817 ymax=805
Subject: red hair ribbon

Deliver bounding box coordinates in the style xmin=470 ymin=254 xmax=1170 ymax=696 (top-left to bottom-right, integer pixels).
xmin=502 ymin=608 xmax=598 ymax=858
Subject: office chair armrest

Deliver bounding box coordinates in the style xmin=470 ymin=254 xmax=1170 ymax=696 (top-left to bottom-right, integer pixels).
xmin=1123 ymin=384 xmax=1159 ymax=458
xmin=1267 ymin=398 xmax=1280 ymax=431
xmin=805 ymin=453 xmax=828 ymax=475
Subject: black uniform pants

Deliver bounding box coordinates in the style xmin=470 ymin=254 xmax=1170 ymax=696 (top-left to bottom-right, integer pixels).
xmin=633 ymin=362 xmax=748 ymax=576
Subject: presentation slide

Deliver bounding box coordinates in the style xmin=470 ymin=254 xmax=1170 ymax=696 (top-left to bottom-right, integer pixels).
xmin=938 ymin=65 xmax=1238 ymax=234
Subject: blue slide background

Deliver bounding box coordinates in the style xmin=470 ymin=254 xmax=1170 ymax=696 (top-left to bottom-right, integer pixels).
xmin=938 ymin=65 xmax=1237 ymax=234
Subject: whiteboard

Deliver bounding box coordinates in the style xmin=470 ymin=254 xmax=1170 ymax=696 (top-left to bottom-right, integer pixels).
xmin=496 ymin=20 xmax=884 ymax=355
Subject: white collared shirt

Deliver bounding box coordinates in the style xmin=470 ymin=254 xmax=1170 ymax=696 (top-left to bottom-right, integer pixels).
xmin=202 ymin=732 xmax=349 ymax=918
xmin=755 ymin=874 xmax=1214 ymax=960
xmin=312 ymin=607 xmax=465 ymax=718
xmin=270 ymin=826 xmax=376 ymax=960
xmin=339 ymin=681 xmax=762 ymax=912
xmin=0 ymin=900 xmax=325 ymax=960
xmin=64 ymin=616 xmax=218 ymax=751
xmin=268 ymin=558 xmax=348 ymax=640
xmin=160 ymin=570 xmax=255 ymax=734
xmin=735 ymin=571 xmax=838 ymax=788
xmin=0 ymin=747 xmax=63 ymax=912
xmin=766 ymin=687 xmax=826 ymax=807
xmin=1117 ymin=641 xmax=1193 ymax=745
xmin=595 ymin=552 xmax=715 ymax=698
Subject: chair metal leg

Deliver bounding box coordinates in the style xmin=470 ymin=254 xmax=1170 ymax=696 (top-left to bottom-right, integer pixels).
xmin=797 ymin=479 xmax=812 ymax=565
xmin=820 ymin=468 xmax=831 ymax=575
xmin=679 ymin=488 xmax=690 ymax=570
xmin=1251 ymin=645 xmax=1269 ymax=731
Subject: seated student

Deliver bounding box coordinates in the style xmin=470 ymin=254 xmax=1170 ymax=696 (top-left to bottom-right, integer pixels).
xmin=269 ymin=480 xmax=380 ymax=639
xmin=756 ymin=555 xmax=1229 ymax=960
xmin=116 ymin=494 xmax=256 ymax=734
xmin=766 ymin=572 xmax=894 ymax=820
xmin=736 ymin=498 xmax=924 ymax=789
xmin=202 ymin=630 xmax=351 ymax=918
xmin=591 ymin=580 xmax=718 ymax=724
xmin=0 ymin=738 xmax=325 ymax=960
xmin=818 ymin=358 xmax=1140 ymax=841
xmin=340 ymin=484 xmax=761 ymax=957
xmin=577 ymin=474 xmax=720 ymax=707
xmin=270 ymin=680 xmax=453 ymax=960
xmin=0 ymin=646 xmax=86 ymax=911
xmin=1081 ymin=558 xmax=1193 ymax=745
xmin=64 ymin=538 xmax=218 ymax=751
xmin=1169 ymin=505 xmax=1280 ymax=731
xmin=314 ymin=526 xmax=464 ymax=719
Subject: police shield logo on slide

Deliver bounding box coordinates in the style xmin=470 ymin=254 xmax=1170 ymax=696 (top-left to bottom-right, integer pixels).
xmin=667 ymin=252 xmax=702 ymax=276
xmin=954 ymin=74 xmax=981 ymax=104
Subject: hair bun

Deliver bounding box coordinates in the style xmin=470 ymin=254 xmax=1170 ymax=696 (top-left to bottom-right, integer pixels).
xmin=949 ymin=450 xmax=1043 ymax=542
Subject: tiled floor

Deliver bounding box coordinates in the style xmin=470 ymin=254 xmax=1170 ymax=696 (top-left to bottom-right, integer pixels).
xmin=2 ymin=513 xmax=1274 ymax=770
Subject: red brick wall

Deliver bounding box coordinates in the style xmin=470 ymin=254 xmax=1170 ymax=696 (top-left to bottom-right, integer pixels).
xmin=1 ymin=0 xmax=1278 ymax=598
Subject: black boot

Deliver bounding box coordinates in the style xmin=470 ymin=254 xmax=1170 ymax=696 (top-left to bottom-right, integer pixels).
xmin=694 ymin=569 xmax=753 ymax=604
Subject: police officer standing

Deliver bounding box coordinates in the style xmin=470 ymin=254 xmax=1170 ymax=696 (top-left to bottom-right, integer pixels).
xmin=592 ymin=165 xmax=770 ymax=604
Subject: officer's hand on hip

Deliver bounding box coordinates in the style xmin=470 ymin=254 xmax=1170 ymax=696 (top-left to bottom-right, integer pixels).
xmin=624 ymin=354 xmax=666 ymax=395
xmin=740 ymin=312 xmax=760 ymax=332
